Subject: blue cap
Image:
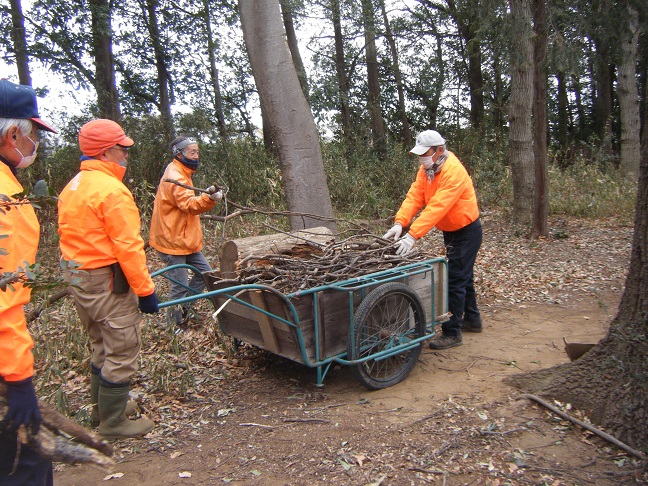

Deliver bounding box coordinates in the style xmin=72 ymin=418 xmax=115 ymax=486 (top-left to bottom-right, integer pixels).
xmin=0 ymin=79 xmax=56 ymax=133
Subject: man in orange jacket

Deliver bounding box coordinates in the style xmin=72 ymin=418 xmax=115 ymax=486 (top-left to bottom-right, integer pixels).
xmin=0 ymin=79 xmax=56 ymax=485
xmin=384 ymin=130 xmax=483 ymax=350
xmin=149 ymin=135 xmax=221 ymax=328
xmin=58 ymin=119 xmax=158 ymax=440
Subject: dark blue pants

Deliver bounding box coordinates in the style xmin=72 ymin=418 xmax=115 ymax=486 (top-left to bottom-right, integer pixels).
xmin=442 ymin=219 xmax=482 ymax=337
xmin=0 ymin=431 xmax=53 ymax=486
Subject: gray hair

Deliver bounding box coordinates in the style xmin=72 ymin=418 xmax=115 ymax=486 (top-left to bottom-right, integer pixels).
xmin=0 ymin=118 xmax=33 ymax=137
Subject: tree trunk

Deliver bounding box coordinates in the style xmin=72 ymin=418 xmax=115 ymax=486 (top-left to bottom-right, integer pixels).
xmin=331 ymin=0 xmax=351 ymax=135
xmin=361 ymin=0 xmax=386 ymax=156
xmin=508 ymin=0 xmax=534 ymax=227
xmin=572 ymin=74 xmax=586 ymax=140
xmin=9 ymin=0 xmax=32 ymax=86
xmin=379 ymin=0 xmax=411 ymax=147
xmin=506 ymin=76 xmax=648 ymax=452
xmin=280 ymin=0 xmax=309 ymax=99
xmin=618 ymin=3 xmax=640 ymax=180
xmin=239 ymin=0 xmax=337 ymax=232
xmin=531 ymin=0 xmax=548 ymax=238
xmin=202 ymin=0 xmax=228 ymax=138
xmin=143 ymin=0 xmax=174 ymax=141
xmin=89 ymin=0 xmax=121 ymax=122
xmin=556 ymin=71 xmax=569 ymax=148
xmin=493 ymin=53 xmax=505 ymax=144
xmin=594 ymin=39 xmax=614 ymax=145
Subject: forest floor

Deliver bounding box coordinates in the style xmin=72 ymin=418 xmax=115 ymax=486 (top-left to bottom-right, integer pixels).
xmin=50 ymin=211 xmax=648 ymax=485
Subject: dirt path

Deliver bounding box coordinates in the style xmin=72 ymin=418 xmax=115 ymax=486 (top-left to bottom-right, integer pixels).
xmin=53 ymin=215 xmax=646 ymax=485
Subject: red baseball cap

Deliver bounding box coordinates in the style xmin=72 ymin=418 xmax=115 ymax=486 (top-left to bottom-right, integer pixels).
xmin=78 ymin=119 xmax=134 ymax=156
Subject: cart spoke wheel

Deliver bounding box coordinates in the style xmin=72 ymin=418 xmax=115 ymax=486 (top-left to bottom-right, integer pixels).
xmin=348 ymin=282 xmax=426 ymax=389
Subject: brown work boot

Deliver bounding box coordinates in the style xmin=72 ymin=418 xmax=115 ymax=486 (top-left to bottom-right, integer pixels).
xmin=428 ymin=334 xmax=462 ymax=350
xmin=98 ymin=383 xmax=154 ymax=440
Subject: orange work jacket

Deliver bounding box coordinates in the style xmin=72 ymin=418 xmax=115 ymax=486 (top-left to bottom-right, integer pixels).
xmin=58 ymin=159 xmax=155 ymax=297
xmin=0 ymin=162 xmax=39 ymax=382
xmin=148 ymin=159 xmax=216 ymax=255
xmin=395 ymin=152 xmax=479 ymax=239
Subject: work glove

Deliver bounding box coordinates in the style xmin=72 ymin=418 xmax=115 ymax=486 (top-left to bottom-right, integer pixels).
xmin=383 ymin=223 xmax=403 ymax=242
xmin=1 ymin=377 xmax=41 ymax=434
xmin=395 ymin=233 xmax=417 ymax=256
xmin=138 ymin=291 xmax=159 ymax=314
xmin=206 ymin=185 xmax=223 ymax=201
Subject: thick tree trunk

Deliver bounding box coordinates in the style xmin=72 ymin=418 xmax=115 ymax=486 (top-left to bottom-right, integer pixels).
xmin=361 ymin=0 xmax=386 ymax=156
xmin=379 ymin=0 xmax=411 ymax=147
xmin=239 ymin=0 xmax=337 ymax=232
xmin=618 ymin=4 xmax=640 ymax=180
xmin=506 ymin=77 xmax=648 ymax=451
xmin=9 ymin=0 xmax=32 ymax=86
xmin=331 ymin=0 xmax=351 ymax=135
xmin=508 ymin=0 xmax=534 ymax=227
xmin=531 ymin=0 xmax=548 ymax=238
xmin=89 ymin=0 xmax=121 ymax=122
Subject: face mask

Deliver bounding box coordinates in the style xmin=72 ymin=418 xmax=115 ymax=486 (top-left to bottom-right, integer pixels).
xmin=15 ymin=136 xmax=39 ymax=168
xmin=179 ymin=155 xmax=200 ymax=170
xmin=418 ymin=155 xmax=434 ymax=170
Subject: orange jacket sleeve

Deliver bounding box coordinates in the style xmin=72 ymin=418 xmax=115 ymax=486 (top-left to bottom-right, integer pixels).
xmin=0 ymin=165 xmax=39 ymax=382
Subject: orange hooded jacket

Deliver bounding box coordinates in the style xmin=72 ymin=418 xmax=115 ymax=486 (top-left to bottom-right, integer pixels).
xmin=395 ymin=151 xmax=479 ymax=239
xmin=148 ymin=159 xmax=216 ymax=255
xmin=0 ymin=163 xmax=39 ymax=382
xmin=58 ymin=159 xmax=155 ymax=297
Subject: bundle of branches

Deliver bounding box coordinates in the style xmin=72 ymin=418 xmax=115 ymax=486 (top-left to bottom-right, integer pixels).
xmin=0 ymin=383 xmax=115 ymax=470
xmin=234 ymin=234 xmax=429 ymax=293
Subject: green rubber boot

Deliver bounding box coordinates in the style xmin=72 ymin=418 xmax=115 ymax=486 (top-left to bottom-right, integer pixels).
xmin=98 ymin=383 xmax=154 ymax=440
xmin=91 ymin=371 xmax=137 ymax=427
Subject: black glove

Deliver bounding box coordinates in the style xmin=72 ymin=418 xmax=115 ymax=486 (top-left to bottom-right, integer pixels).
xmin=1 ymin=377 xmax=41 ymax=434
xmin=138 ymin=291 xmax=159 ymax=314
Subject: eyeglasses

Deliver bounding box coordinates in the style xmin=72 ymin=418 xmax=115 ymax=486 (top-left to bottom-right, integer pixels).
xmin=113 ymin=145 xmax=130 ymax=154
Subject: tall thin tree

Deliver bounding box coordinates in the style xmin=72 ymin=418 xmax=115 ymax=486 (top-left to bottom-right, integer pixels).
xmin=8 ymin=0 xmax=31 ymax=86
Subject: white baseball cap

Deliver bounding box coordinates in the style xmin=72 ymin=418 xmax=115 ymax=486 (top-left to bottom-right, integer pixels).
xmin=410 ymin=130 xmax=445 ymax=155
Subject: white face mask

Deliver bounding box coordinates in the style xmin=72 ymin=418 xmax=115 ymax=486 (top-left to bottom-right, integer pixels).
xmin=418 ymin=155 xmax=434 ymax=169
xmin=15 ymin=136 xmax=39 ymax=169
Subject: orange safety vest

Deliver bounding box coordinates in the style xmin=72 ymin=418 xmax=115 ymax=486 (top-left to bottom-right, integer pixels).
xmin=58 ymin=159 xmax=155 ymax=297
xmin=395 ymin=152 xmax=479 ymax=238
xmin=0 ymin=163 xmax=39 ymax=382
xmin=148 ymin=160 xmax=216 ymax=255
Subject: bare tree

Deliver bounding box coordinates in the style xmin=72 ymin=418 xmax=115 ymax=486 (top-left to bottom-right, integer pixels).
xmin=361 ymin=0 xmax=386 ymax=155
xmin=89 ymin=0 xmax=121 ymax=121
xmin=508 ymin=0 xmax=534 ymax=227
xmin=330 ymin=0 xmax=351 ymax=134
xmin=238 ymin=0 xmax=336 ymax=232
xmin=201 ymin=0 xmax=228 ymax=138
xmin=617 ymin=2 xmax=640 ymax=180
xmin=280 ymin=0 xmax=309 ymax=99
xmin=531 ymin=0 xmax=548 ymax=238
xmin=8 ymin=0 xmax=31 ymax=86
xmin=379 ymin=0 xmax=411 ymax=147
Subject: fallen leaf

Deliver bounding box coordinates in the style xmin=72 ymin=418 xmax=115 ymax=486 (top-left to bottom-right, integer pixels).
xmin=103 ymin=473 xmax=124 ymax=480
xmin=178 ymin=471 xmax=192 ymax=478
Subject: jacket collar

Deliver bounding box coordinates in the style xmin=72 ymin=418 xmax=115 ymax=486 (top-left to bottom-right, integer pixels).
xmin=80 ymin=158 xmax=127 ymax=181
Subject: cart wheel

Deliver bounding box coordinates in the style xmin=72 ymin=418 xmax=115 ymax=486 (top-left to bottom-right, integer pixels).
xmin=348 ymin=282 xmax=426 ymax=390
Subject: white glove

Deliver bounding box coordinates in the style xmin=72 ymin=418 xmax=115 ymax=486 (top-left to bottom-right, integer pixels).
xmin=383 ymin=223 xmax=403 ymax=242
xmin=395 ymin=233 xmax=416 ymax=256
xmin=206 ymin=186 xmax=223 ymax=201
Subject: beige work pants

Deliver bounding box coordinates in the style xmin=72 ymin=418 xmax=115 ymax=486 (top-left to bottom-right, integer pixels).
xmin=65 ymin=266 xmax=141 ymax=384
